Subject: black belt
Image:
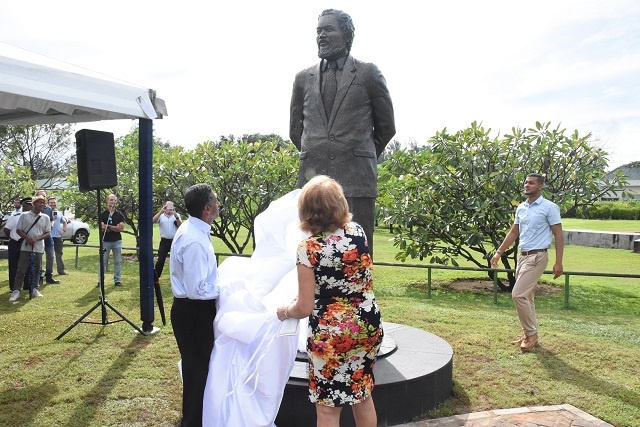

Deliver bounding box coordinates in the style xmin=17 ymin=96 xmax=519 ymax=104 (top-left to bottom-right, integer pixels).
xmin=173 ymin=297 xmax=216 ymax=304
xmin=520 ymin=249 xmax=547 ymax=256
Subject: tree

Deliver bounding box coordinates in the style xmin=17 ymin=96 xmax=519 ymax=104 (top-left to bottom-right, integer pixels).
xmin=220 ymin=133 xmax=289 ymax=148
xmin=378 ymin=121 xmax=628 ymax=291
xmin=59 ymin=129 xmax=298 ymax=253
xmin=0 ymin=162 xmax=35 ymax=214
xmin=0 ymin=124 xmax=74 ymax=182
xmin=154 ymin=137 xmax=299 ymax=254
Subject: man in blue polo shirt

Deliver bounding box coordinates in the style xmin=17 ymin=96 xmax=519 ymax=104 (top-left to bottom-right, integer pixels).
xmin=491 ymin=173 xmax=564 ymax=351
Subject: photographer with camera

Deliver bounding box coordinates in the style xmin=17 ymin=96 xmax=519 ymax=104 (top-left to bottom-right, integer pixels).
xmin=152 ymin=201 xmax=182 ymax=279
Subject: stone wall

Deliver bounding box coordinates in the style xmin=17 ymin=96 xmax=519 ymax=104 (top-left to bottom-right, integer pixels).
xmin=563 ymin=229 xmax=640 ymax=251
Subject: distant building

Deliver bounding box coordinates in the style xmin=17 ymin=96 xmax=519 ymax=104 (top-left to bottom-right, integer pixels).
xmin=35 ymin=177 xmax=78 ymax=218
xmin=36 ymin=177 xmax=70 ymax=193
xmin=603 ymin=161 xmax=640 ymax=201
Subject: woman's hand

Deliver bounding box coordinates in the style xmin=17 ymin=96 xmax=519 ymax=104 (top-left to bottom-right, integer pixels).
xmin=276 ymin=305 xmax=290 ymax=321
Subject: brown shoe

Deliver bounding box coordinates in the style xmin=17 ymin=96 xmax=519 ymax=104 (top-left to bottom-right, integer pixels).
xmin=520 ymin=333 xmax=538 ymax=351
xmin=510 ymin=336 xmax=526 ymax=345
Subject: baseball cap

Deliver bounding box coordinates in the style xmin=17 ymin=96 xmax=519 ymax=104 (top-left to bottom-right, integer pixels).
xmin=20 ymin=197 xmax=33 ymax=205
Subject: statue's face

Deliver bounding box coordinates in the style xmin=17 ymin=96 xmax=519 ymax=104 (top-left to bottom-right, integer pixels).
xmin=316 ymin=14 xmax=347 ymax=60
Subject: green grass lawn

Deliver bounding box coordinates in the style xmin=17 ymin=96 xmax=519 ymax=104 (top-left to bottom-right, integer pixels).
xmin=563 ymin=218 xmax=640 ymax=233
xmin=0 ymin=219 xmax=638 ymax=426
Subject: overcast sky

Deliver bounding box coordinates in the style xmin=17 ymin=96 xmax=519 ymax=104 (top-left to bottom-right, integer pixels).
xmin=1 ymin=0 xmax=638 ymax=169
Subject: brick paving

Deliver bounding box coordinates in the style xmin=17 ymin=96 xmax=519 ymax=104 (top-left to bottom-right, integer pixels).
xmin=400 ymin=404 xmax=614 ymax=427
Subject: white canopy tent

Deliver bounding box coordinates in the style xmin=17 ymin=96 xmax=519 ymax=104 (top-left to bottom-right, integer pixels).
xmin=0 ymin=54 xmax=167 ymax=124
xmin=0 ymin=51 xmax=167 ymax=333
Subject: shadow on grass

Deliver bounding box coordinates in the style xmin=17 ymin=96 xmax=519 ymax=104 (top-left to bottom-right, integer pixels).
xmin=56 ymin=335 xmax=149 ymax=427
xmin=0 ymin=333 xmax=149 ymax=426
xmin=535 ymin=344 xmax=640 ymax=410
xmin=0 ymin=382 xmax=59 ymax=426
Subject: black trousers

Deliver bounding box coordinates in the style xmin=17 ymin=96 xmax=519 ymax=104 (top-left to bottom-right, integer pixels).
xmin=7 ymin=240 xmax=30 ymax=290
xmin=171 ymin=297 xmax=217 ymax=427
xmin=154 ymin=238 xmax=173 ymax=277
xmin=346 ymin=196 xmax=376 ymax=259
xmin=44 ymin=235 xmax=54 ymax=279
xmin=8 ymin=239 xmax=19 ymax=289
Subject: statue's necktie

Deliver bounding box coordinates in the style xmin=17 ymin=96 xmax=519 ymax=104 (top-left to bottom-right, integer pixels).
xmin=323 ymin=60 xmax=337 ymax=119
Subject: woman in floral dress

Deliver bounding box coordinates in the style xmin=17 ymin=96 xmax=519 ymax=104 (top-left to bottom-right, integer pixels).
xmin=277 ymin=175 xmax=383 ymax=427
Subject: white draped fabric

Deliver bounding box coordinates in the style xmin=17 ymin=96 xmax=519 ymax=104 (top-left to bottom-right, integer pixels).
xmin=202 ymin=190 xmax=308 ymax=427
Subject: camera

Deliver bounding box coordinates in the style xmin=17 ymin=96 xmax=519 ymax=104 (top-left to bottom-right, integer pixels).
xmin=53 ymin=210 xmax=58 ymax=217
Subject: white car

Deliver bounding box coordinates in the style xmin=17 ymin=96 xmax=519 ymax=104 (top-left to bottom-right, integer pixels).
xmin=62 ymin=219 xmax=91 ymax=244
xmin=1 ymin=214 xmax=90 ymax=245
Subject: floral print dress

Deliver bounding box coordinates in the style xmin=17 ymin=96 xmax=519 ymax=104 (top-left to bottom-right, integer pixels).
xmin=297 ymin=222 xmax=383 ymax=407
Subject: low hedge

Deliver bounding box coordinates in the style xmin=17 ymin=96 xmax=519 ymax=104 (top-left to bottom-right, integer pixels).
xmin=579 ymin=201 xmax=640 ymax=220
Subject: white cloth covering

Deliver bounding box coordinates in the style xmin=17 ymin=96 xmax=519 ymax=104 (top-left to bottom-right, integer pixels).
xmin=202 ymin=189 xmax=308 ymax=427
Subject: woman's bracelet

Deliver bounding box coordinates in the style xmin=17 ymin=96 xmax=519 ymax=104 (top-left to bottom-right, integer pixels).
xmin=284 ymin=305 xmax=290 ymax=319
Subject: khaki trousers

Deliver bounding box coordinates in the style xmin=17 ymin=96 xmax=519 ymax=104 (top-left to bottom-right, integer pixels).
xmin=512 ymin=251 xmax=548 ymax=336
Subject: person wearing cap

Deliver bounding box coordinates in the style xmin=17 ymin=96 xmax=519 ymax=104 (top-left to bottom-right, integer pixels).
xmin=152 ymin=201 xmax=182 ymax=279
xmin=3 ymin=197 xmax=32 ymax=291
xmin=9 ymin=195 xmax=52 ymax=301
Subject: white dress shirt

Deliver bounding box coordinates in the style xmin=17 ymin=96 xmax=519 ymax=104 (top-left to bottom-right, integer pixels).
xmin=170 ymin=216 xmax=220 ymax=300
xmin=4 ymin=213 xmax=21 ymax=241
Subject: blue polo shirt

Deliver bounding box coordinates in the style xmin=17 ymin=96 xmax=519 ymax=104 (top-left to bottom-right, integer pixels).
xmin=50 ymin=214 xmax=66 ymax=238
xmin=514 ymin=195 xmax=561 ymax=251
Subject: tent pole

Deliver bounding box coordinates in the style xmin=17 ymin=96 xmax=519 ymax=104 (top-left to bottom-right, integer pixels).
xmin=139 ymin=118 xmax=155 ymax=332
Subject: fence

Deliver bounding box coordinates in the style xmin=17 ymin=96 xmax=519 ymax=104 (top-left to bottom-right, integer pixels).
xmin=66 ymin=243 xmax=639 ymax=309
xmin=373 ymin=261 xmax=640 ymax=309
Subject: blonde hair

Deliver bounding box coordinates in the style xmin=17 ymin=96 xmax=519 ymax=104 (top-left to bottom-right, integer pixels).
xmin=298 ymin=175 xmax=351 ymax=235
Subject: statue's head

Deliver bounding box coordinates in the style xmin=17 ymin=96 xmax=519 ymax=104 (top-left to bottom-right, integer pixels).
xmin=317 ymin=9 xmax=354 ymax=60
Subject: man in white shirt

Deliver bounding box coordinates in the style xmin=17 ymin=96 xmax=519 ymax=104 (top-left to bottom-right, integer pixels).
xmin=170 ymin=184 xmax=220 ymax=427
xmin=4 ymin=197 xmax=31 ymax=291
xmin=152 ymin=201 xmax=182 ymax=279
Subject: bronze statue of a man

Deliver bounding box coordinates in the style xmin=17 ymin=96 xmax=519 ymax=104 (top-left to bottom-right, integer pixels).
xmin=289 ymin=9 xmax=396 ymax=256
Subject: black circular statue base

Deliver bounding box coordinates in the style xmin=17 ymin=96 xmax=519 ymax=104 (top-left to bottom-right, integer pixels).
xmin=275 ymin=322 xmax=454 ymax=426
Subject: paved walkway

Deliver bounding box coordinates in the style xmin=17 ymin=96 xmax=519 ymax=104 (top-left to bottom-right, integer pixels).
xmin=401 ymin=404 xmax=614 ymax=427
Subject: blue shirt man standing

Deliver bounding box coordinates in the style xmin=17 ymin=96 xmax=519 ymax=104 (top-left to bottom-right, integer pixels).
xmin=491 ymin=173 xmax=564 ymax=351
xmin=48 ymin=197 xmax=67 ymax=275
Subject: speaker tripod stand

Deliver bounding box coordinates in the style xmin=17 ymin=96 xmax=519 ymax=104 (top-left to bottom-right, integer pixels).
xmin=56 ymin=190 xmax=147 ymax=340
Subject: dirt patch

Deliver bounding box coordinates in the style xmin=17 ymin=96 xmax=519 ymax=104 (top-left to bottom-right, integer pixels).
xmin=447 ymin=279 xmax=562 ymax=296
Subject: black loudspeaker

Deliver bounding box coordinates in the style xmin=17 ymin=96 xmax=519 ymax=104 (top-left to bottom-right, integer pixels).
xmin=75 ymin=129 xmax=118 ymax=191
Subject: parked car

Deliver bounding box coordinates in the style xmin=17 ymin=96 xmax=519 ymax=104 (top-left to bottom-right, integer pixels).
xmin=0 ymin=212 xmax=9 ymax=245
xmin=0 ymin=214 xmax=90 ymax=245
xmin=63 ymin=219 xmax=91 ymax=244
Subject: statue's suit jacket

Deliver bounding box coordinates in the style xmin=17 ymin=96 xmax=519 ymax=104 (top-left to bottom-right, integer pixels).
xmin=289 ymin=55 xmax=395 ymax=198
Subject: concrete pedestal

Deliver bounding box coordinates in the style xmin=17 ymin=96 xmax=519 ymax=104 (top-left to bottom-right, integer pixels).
xmin=275 ymin=322 xmax=454 ymax=426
